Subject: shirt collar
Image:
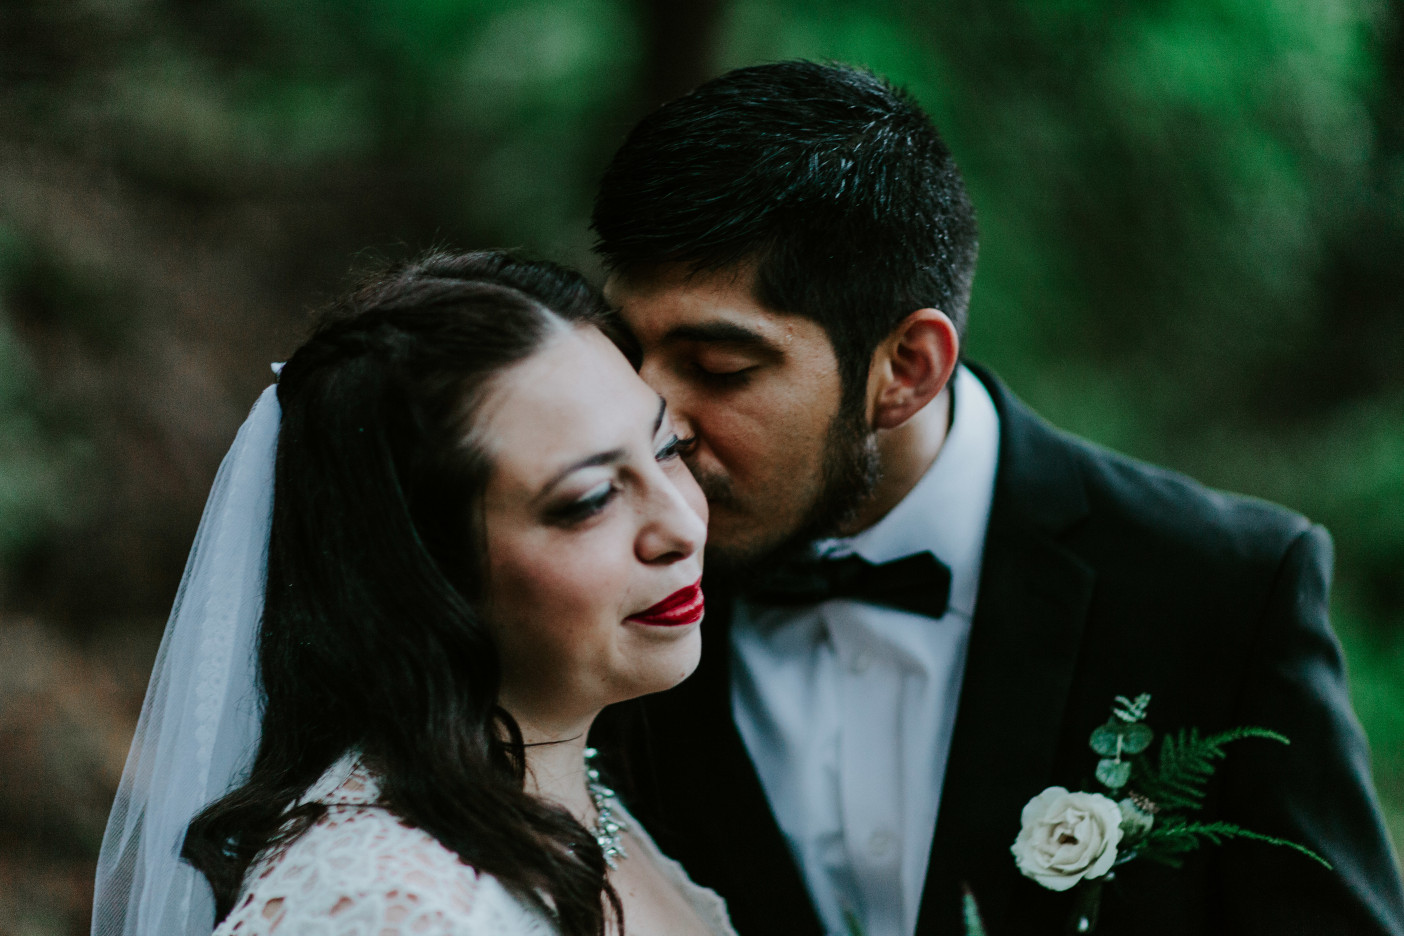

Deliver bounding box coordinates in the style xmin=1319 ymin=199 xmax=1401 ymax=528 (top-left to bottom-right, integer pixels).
xmin=816 ymin=365 xmax=1001 ymax=618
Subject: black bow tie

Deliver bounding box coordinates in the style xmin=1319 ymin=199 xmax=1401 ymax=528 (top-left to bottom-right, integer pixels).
xmin=744 ymin=550 xmax=953 ymax=620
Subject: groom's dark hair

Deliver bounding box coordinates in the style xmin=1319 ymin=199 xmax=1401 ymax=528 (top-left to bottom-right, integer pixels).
xmin=592 ymin=60 xmax=978 ymax=409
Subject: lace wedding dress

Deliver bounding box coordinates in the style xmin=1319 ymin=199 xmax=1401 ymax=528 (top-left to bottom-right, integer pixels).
xmin=211 ymin=753 xmax=736 ymax=936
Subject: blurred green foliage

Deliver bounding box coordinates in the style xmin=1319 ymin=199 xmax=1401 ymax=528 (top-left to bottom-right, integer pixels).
xmin=46 ymin=0 xmax=642 ymax=252
xmin=0 ymin=228 xmax=86 ymax=562
xmin=0 ymin=3 xmax=1400 ymax=928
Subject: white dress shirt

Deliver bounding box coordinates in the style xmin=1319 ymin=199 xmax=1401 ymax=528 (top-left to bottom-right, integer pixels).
xmin=731 ymin=365 xmax=1001 ymax=936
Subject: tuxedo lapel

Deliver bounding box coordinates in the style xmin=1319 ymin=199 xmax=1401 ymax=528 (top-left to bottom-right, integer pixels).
xmin=916 ymin=366 xmax=1096 ymax=935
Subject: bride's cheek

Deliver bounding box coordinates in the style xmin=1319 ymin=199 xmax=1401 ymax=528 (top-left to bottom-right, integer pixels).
xmin=554 ymin=519 xmax=634 ymax=584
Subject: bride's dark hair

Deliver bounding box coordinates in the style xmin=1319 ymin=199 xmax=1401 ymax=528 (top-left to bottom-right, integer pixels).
xmin=183 ymin=250 xmax=625 ymax=935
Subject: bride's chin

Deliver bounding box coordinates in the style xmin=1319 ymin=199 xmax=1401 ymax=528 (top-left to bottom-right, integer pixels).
xmin=622 ymin=631 xmax=703 ymax=698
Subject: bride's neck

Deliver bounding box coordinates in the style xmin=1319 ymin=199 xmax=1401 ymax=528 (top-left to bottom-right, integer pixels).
xmin=515 ymin=713 xmax=598 ymax=822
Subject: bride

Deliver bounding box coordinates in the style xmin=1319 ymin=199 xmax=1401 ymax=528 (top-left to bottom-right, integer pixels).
xmin=91 ymin=251 xmax=733 ymax=936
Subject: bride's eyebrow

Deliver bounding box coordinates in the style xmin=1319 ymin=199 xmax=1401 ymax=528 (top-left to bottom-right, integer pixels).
xmin=533 ymin=398 xmax=668 ymax=503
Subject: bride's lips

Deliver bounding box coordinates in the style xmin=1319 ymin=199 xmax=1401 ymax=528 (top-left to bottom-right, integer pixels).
xmin=626 ymin=580 xmax=704 ymax=627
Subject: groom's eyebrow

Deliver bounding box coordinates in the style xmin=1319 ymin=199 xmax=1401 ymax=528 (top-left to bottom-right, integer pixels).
xmin=662 ymin=321 xmax=782 ymax=355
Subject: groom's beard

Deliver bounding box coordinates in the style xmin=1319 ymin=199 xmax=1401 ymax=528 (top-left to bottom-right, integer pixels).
xmin=701 ymin=403 xmax=881 ymax=588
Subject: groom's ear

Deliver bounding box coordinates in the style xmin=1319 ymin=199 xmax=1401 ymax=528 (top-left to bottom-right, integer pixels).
xmin=866 ymin=308 xmax=959 ymax=431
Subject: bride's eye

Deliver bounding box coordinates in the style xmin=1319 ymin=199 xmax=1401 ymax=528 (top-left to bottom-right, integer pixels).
xmin=549 ymin=481 xmax=618 ymax=525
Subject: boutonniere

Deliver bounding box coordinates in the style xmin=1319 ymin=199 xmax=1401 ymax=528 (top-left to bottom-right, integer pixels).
xmin=1009 ymin=693 xmax=1330 ymax=934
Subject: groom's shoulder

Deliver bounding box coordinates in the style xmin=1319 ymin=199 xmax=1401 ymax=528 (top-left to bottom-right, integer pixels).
xmin=1031 ymin=416 xmax=1329 ymax=653
xmin=1067 ymin=428 xmax=1311 ymax=551
xmin=982 ymin=368 xmax=1318 ymax=566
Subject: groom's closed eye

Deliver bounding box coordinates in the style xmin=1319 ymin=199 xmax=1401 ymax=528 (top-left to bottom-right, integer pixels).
xmin=658 ymin=322 xmax=782 ymax=385
xmin=692 ymin=350 xmax=761 ymax=383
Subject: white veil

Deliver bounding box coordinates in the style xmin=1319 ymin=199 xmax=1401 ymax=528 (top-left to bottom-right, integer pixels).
xmin=92 ymin=380 xmax=280 ymax=936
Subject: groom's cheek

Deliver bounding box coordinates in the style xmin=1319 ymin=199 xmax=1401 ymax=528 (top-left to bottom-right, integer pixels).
xmin=689 ymin=463 xmax=735 ymax=512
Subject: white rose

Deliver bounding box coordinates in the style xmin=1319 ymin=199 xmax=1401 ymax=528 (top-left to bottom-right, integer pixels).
xmin=1011 ymin=786 xmax=1124 ymax=892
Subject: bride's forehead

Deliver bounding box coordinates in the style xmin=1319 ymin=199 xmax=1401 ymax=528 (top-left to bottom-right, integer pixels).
xmin=476 ymin=328 xmax=657 ymax=473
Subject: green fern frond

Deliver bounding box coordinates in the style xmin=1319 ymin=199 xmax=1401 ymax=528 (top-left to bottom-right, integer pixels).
xmin=1140 ymin=820 xmax=1331 ymax=870
xmin=1134 ymin=727 xmax=1288 ymax=813
xmin=1205 ymin=726 xmax=1290 ymax=747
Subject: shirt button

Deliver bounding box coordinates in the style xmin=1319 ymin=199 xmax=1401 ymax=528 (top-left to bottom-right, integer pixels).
xmin=851 ymin=651 xmax=873 ymax=674
xmin=867 ymin=829 xmax=895 ymax=858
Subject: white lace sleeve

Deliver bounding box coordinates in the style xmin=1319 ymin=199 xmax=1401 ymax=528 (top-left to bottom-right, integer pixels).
xmin=213 ymin=755 xmax=556 ymax=936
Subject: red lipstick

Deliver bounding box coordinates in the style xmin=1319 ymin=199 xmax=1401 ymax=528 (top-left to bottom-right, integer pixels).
xmin=627 ymin=580 xmax=704 ymax=627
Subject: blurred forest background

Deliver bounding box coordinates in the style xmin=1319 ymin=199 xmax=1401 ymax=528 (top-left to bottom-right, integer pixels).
xmin=1 ymin=0 xmax=1401 ymax=932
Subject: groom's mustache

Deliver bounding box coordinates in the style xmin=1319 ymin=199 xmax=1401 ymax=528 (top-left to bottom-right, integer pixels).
xmin=686 ymin=458 xmax=737 ymax=512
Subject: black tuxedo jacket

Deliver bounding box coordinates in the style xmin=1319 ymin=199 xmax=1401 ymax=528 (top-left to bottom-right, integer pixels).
xmin=605 ymin=366 xmax=1404 ymax=935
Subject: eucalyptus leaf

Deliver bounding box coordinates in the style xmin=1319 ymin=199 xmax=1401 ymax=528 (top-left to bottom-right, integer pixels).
xmin=1090 ymin=724 xmax=1123 ymax=756
xmin=1096 ymin=758 xmax=1132 ymax=789
xmin=1121 ymin=723 xmax=1154 ymax=754
xmin=1090 ymin=720 xmax=1155 ymax=756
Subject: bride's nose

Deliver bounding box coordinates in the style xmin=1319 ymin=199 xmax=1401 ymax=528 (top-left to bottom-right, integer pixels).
xmin=636 ymin=476 xmax=706 ymax=564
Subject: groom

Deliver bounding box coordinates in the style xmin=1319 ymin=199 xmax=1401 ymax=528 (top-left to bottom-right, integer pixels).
xmin=591 ymin=61 xmax=1404 ymax=935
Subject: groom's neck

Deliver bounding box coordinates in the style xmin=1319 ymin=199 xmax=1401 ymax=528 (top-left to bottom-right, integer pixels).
xmin=840 ymin=385 xmax=953 ymax=536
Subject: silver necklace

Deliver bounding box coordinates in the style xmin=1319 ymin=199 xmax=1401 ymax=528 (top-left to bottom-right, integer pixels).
xmin=584 ymin=746 xmax=627 ymax=868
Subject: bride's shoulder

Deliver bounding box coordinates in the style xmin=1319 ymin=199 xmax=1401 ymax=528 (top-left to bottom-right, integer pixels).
xmin=214 ymin=754 xmax=554 ymax=936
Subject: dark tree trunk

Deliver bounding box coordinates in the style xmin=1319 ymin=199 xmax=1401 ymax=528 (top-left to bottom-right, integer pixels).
xmin=635 ymin=0 xmax=727 ymax=110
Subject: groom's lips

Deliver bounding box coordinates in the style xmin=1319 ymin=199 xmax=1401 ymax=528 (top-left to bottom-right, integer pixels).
xmin=627 ymin=580 xmax=704 ymax=627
